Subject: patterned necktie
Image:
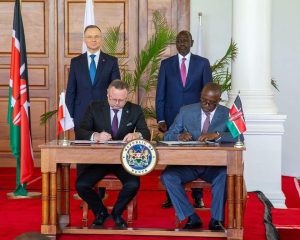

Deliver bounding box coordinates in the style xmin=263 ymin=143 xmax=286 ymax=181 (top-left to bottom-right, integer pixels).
xmin=202 ymin=112 xmax=211 ymax=134
xmin=180 ymin=57 xmax=187 ymax=87
xmin=111 ymin=109 xmax=119 ymax=138
xmin=89 ymin=54 xmax=96 ymax=84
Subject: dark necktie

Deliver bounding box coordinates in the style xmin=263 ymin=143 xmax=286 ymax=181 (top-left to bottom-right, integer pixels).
xmin=201 ymin=112 xmax=211 ymax=134
xmin=111 ymin=109 xmax=119 ymax=138
xmin=180 ymin=57 xmax=187 ymax=87
xmin=89 ymin=54 xmax=96 ymax=84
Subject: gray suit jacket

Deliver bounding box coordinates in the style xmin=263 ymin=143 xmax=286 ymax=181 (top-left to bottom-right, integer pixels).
xmin=164 ymin=102 xmax=242 ymax=142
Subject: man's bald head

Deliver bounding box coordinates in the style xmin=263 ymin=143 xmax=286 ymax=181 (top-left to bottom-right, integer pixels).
xmin=200 ymin=83 xmax=222 ymax=113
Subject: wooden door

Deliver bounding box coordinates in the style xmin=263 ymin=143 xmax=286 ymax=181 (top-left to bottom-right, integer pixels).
xmin=0 ymin=0 xmax=189 ymax=167
xmin=0 ymin=0 xmax=56 ymax=166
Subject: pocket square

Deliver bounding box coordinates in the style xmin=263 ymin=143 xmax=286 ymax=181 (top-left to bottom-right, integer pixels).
xmin=126 ymin=122 xmax=133 ymax=127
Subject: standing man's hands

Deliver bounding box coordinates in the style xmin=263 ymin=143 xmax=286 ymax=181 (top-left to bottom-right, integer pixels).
xmin=158 ymin=122 xmax=168 ymax=133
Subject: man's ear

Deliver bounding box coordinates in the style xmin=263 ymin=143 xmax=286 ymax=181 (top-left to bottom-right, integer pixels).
xmin=191 ymin=40 xmax=194 ymax=47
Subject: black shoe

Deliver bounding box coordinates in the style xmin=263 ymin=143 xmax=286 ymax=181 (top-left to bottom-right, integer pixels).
xmin=193 ymin=197 xmax=205 ymax=208
xmin=183 ymin=217 xmax=203 ymax=229
xmin=113 ymin=215 xmax=128 ymax=228
xmin=161 ymin=199 xmax=173 ymax=208
xmin=92 ymin=210 xmax=110 ymax=226
xmin=209 ymin=219 xmax=224 ymax=231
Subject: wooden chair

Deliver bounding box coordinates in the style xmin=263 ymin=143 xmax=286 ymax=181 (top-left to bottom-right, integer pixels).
xmin=157 ymin=177 xmax=211 ymax=228
xmin=74 ymin=174 xmax=138 ymax=227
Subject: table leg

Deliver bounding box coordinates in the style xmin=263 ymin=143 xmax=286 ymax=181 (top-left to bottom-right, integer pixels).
xmin=62 ymin=164 xmax=70 ymax=215
xmin=50 ymin=172 xmax=57 ymax=226
xmin=56 ymin=167 xmax=62 ymax=215
xmin=42 ymin=172 xmax=49 ymax=226
xmin=227 ymin=174 xmax=235 ymax=228
xmin=235 ymin=175 xmax=244 ymax=229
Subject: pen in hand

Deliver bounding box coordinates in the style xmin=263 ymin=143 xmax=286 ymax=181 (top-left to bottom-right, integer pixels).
xmin=183 ymin=126 xmax=189 ymax=133
xmin=180 ymin=126 xmax=193 ymax=141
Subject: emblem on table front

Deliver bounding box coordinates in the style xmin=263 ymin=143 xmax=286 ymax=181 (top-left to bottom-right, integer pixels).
xmin=121 ymin=139 xmax=157 ymax=176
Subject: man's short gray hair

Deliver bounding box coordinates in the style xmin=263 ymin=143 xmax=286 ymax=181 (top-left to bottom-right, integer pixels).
xmin=108 ymin=79 xmax=129 ymax=91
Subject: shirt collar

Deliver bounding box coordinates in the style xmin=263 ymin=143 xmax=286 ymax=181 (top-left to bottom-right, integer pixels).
xmin=178 ymin=52 xmax=191 ymax=61
xmin=201 ymin=107 xmax=217 ymax=118
xmin=87 ymin=50 xmax=100 ymax=58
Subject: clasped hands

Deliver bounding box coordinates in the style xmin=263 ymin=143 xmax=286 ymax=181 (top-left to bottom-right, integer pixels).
xmin=93 ymin=131 xmax=142 ymax=142
xmin=178 ymin=132 xmax=219 ymax=142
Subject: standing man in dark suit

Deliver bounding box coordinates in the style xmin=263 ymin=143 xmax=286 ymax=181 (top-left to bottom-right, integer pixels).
xmin=161 ymin=83 xmax=243 ymax=230
xmin=66 ymin=25 xmax=120 ymax=130
xmin=66 ymin=25 xmax=120 ymax=197
xmin=76 ymin=80 xmax=150 ymax=228
xmin=155 ymin=30 xmax=212 ymax=208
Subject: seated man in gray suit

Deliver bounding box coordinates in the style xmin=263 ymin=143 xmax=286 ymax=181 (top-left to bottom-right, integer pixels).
xmin=161 ymin=82 xmax=243 ymax=230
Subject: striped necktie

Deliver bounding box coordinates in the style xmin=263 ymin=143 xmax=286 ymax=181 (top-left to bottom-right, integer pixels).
xmin=180 ymin=57 xmax=187 ymax=87
xmin=202 ymin=112 xmax=211 ymax=134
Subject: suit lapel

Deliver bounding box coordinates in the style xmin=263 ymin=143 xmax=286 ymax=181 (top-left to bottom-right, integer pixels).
xmin=118 ymin=103 xmax=131 ymax=137
xmin=80 ymin=53 xmax=93 ymax=87
xmin=209 ymin=106 xmax=222 ymax=131
xmin=173 ymin=55 xmax=184 ymax=88
xmin=193 ymin=106 xmax=202 ymax=137
xmin=102 ymin=101 xmax=112 ymax=133
xmin=94 ymin=52 xmax=106 ymax=85
xmin=185 ymin=54 xmax=195 ymax=88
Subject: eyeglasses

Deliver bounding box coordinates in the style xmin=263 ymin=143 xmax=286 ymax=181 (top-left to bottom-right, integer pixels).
xmin=200 ymin=98 xmax=218 ymax=106
xmin=108 ymin=95 xmax=127 ymax=104
xmin=85 ymin=35 xmax=101 ymax=40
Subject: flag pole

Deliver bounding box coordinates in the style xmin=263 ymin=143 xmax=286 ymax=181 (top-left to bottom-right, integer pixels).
xmin=62 ymin=129 xmax=69 ymax=146
xmin=198 ymin=12 xmax=202 ymax=25
xmin=7 ymin=0 xmax=40 ymax=199
xmin=61 ymin=89 xmax=69 ymax=146
xmin=234 ymin=91 xmax=244 ymax=148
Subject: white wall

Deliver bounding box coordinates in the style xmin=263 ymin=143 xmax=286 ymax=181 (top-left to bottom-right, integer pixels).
xmin=190 ymin=0 xmax=300 ymax=177
xmin=190 ymin=0 xmax=232 ymax=63
xmin=272 ymin=0 xmax=300 ymax=176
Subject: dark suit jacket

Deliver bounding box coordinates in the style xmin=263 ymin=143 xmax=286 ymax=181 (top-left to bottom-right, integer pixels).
xmin=76 ymin=101 xmax=150 ymax=141
xmin=66 ymin=51 xmax=120 ymax=127
xmin=155 ymin=54 xmax=212 ymax=128
xmin=164 ymin=103 xmax=243 ymax=143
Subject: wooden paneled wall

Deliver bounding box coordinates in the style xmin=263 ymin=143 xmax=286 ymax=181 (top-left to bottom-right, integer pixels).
xmin=0 ymin=0 xmax=190 ymax=167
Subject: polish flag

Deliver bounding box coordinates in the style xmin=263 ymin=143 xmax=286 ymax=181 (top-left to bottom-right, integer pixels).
xmin=57 ymin=92 xmax=74 ymax=135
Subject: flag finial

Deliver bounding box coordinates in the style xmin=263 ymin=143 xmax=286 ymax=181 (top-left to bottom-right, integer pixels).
xmin=198 ymin=12 xmax=202 ymax=25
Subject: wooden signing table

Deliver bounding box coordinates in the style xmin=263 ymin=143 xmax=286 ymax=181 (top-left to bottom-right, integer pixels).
xmin=40 ymin=141 xmax=244 ymax=239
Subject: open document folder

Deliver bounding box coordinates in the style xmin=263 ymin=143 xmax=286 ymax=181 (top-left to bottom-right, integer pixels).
xmin=159 ymin=141 xmax=219 ymax=146
xmin=70 ymin=140 xmax=125 ymax=145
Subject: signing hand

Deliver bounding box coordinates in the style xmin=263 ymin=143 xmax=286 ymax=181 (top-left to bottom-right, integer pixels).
xmin=198 ymin=133 xmax=219 ymax=142
xmin=178 ymin=132 xmax=193 ymax=141
xmin=123 ymin=132 xmax=141 ymax=142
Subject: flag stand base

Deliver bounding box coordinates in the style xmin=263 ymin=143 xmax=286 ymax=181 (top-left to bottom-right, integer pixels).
xmin=61 ymin=139 xmax=69 ymax=146
xmin=6 ymin=192 xmax=41 ymax=199
xmin=234 ymin=140 xmax=244 ymax=148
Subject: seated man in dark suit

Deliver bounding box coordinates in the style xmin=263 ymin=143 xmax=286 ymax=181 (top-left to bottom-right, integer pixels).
xmin=75 ymin=80 xmax=150 ymax=228
xmin=161 ymin=82 xmax=243 ymax=230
